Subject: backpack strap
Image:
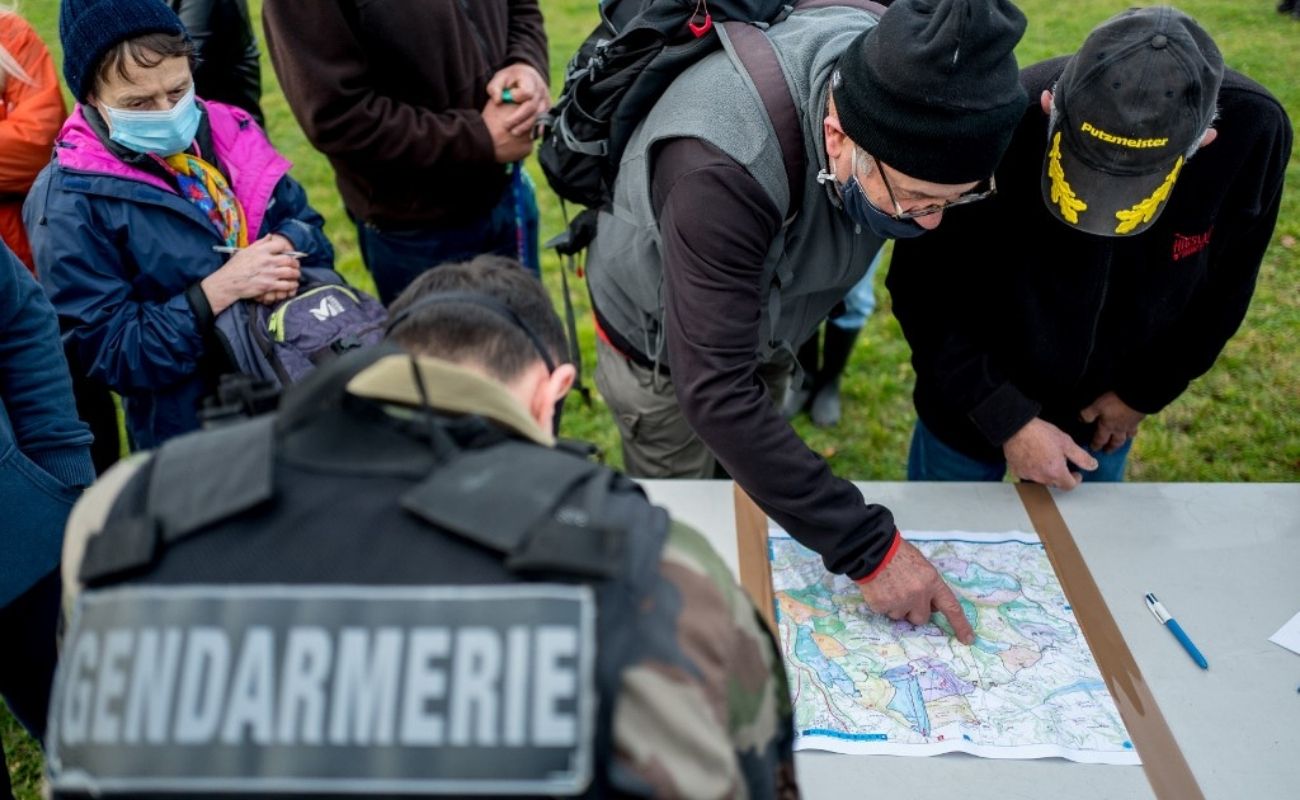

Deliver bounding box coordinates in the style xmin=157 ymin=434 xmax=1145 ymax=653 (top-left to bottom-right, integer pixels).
xmin=722 ymin=0 xmax=886 ymax=221
xmin=721 ymin=20 xmax=806 ymax=221
xmin=796 ymin=0 xmax=889 ymax=14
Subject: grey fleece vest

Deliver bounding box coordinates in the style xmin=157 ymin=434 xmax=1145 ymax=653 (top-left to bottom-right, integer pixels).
xmin=586 ymin=6 xmax=885 ymax=369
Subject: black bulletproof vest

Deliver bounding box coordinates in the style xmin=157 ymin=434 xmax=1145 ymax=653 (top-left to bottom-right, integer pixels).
xmin=49 ymin=350 xmax=671 ymax=799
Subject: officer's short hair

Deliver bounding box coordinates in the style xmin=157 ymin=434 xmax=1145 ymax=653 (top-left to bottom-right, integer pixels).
xmin=386 ymin=256 xmax=568 ymax=382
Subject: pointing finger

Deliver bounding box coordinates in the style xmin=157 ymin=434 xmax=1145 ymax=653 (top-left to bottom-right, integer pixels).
xmin=932 ymin=583 xmax=974 ymax=645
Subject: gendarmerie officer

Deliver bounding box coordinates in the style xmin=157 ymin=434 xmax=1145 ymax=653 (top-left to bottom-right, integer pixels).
xmin=52 ymin=256 xmax=797 ymax=798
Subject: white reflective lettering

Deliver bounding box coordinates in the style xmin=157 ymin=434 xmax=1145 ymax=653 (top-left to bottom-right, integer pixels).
xmin=173 ymin=628 xmax=230 ymax=744
xmin=277 ymin=627 xmax=332 ymax=745
xmin=449 ymin=627 xmax=502 ymax=746
xmin=400 ymin=628 xmax=449 ymax=746
xmin=329 ymin=627 xmax=402 ymax=746
xmin=221 ymin=627 xmax=276 ymax=744
xmin=502 ymin=626 xmax=530 ymax=747
xmin=123 ymin=628 xmax=182 ymax=744
xmin=90 ymin=629 xmax=134 ymax=744
xmin=532 ymin=626 xmax=578 ymax=746
xmin=60 ymin=630 xmax=99 ymax=746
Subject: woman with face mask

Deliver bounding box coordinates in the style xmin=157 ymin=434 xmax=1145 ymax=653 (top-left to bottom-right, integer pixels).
xmin=25 ymin=0 xmax=342 ymax=450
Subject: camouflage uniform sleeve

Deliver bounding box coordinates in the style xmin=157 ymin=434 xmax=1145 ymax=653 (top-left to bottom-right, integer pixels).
xmin=612 ymin=520 xmax=798 ymax=799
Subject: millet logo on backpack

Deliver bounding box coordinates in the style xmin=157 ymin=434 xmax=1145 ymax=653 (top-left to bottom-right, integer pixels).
xmin=309 ymin=296 xmax=346 ymax=322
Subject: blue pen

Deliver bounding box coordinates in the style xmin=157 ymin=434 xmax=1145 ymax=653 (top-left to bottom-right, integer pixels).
xmin=1145 ymin=593 xmax=1208 ymax=670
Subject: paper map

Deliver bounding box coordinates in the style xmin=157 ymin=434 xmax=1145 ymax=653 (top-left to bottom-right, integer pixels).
xmin=770 ymin=528 xmax=1139 ymax=764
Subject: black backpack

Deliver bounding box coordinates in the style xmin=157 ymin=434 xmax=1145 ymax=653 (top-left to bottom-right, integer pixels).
xmin=538 ymin=0 xmax=787 ymax=210
xmin=538 ymin=0 xmax=888 ymax=221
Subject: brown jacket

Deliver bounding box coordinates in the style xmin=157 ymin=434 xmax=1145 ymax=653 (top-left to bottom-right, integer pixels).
xmin=262 ymin=0 xmax=547 ymax=229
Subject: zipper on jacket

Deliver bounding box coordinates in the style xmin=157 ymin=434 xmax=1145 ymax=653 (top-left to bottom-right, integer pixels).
xmin=1076 ymin=245 xmax=1113 ymax=386
xmin=457 ymin=0 xmax=493 ymax=71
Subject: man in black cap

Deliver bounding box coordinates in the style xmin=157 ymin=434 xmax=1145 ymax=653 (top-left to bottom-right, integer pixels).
xmin=889 ymin=6 xmax=1292 ymax=488
xmin=587 ymin=0 xmax=1028 ymax=635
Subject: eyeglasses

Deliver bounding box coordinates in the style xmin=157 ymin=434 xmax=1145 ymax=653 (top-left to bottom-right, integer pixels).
xmin=863 ymin=151 xmax=997 ymax=220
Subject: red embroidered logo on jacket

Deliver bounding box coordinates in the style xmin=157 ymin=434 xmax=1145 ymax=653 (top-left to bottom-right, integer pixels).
xmin=1172 ymin=226 xmax=1213 ymax=261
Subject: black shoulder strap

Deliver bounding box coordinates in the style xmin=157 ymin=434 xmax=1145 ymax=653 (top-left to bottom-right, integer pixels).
xmin=401 ymin=440 xmax=632 ymax=579
xmin=722 ymin=0 xmax=887 ymax=220
xmin=79 ymin=456 xmax=159 ymax=584
xmin=80 ymin=416 xmax=277 ymax=583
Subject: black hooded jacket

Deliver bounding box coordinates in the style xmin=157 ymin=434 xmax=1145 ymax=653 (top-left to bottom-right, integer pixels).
xmin=888 ymin=57 xmax=1291 ymax=462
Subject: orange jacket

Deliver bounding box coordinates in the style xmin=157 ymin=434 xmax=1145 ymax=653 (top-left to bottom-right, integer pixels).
xmin=0 ymin=13 xmax=66 ymax=273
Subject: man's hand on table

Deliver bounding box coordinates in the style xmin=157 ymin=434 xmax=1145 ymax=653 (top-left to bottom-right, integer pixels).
xmin=857 ymin=539 xmax=976 ymax=645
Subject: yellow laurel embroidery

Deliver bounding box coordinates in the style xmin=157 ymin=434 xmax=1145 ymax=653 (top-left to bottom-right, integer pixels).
xmin=1047 ymin=132 xmax=1087 ymax=224
xmin=1113 ymin=156 xmax=1183 ymax=235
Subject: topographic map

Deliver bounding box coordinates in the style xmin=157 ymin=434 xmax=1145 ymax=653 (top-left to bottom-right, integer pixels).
xmin=770 ymin=528 xmax=1139 ymax=764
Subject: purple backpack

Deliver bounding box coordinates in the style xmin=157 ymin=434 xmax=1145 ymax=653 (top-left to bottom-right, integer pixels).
xmin=215 ymin=281 xmax=388 ymax=389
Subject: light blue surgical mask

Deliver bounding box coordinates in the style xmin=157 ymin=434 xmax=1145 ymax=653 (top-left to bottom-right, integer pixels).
xmin=102 ymin=87 xmax=201 ymax=156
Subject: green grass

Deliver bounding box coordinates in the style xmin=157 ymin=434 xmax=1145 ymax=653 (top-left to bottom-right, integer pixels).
xmin=5 ymin=1 xmax=1298 ymax=793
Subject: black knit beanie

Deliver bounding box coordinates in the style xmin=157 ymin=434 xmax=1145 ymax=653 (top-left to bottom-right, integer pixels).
xmin=833 ymin=0 xmax=1029 ymax=184
xmin=59 ymin=0 xmax=189 ymax=101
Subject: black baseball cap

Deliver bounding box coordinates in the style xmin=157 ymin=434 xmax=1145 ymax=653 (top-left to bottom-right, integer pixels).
xmin=1041 ymin=6 xmax=1223 ymax=236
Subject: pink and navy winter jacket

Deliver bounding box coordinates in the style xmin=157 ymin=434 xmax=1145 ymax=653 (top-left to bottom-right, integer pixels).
xmin=24 ymin=100 xmax=336 ymax=449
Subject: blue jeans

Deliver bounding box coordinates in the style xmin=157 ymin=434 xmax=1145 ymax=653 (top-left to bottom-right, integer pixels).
xmin=829 ymin=249 xmax=883 ymax=331
xmin=355 ymin=166 xmax=540 ymax=304
xmin=907 ymin=418 xmax=1132 ymax=482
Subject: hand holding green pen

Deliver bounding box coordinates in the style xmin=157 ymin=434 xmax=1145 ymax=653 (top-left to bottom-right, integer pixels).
xmin=486 ymin=63 xmax=550 ymax=138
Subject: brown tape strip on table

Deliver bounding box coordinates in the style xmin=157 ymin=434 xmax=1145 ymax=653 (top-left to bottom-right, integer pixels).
xmin=1016 ymin=482 xmax=1204 ymax=800
xmin=733 ymin=484 xmax=777 ymax=634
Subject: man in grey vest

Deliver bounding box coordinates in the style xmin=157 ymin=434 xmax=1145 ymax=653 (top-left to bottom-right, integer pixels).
xmin=588 ymin=0 xmax=1027 ymax=638
xmin=50 ymin=257 xmax=797 ymax=797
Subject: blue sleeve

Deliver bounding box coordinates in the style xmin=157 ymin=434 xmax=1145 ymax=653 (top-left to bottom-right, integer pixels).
xmin=0 ymin=244 xmax=94 ymax=487
xmin=27 ymin=176 xmax=209 ymax=394
xmin=263 ymin=174 xmax=335 ymax=271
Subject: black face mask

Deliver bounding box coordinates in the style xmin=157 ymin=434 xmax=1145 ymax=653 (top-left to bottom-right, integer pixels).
xmin=384 ymin=292 xmax=566 ymax=437
xmin=840 ymin=174 xmax=929 ymax=239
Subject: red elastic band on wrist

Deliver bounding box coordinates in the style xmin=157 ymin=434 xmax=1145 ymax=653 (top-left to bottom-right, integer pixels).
xmin=855 ymin=530 xmax=902 ymax=585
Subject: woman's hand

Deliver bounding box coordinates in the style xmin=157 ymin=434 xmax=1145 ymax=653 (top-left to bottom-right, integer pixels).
xmin=201 ymin=235 xmax=301 ymax=315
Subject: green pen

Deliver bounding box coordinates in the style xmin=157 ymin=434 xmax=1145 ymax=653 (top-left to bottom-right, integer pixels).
xmin=501 ymin=87 xmax=515 ymax=104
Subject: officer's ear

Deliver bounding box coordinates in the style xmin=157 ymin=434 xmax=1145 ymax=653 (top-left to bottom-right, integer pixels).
xmin=530 ymin=363 xmax=576 ymax=432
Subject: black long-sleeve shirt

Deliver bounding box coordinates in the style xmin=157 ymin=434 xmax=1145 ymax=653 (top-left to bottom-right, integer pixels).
xmin=601 ymin=137 xmax=898 ymax=581
xmin=888 ymin=59 xmax=1292 ymax=462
